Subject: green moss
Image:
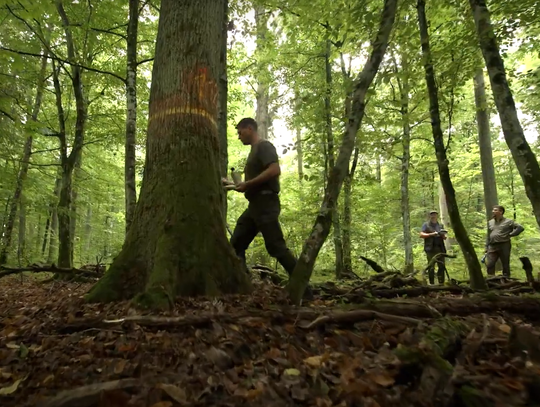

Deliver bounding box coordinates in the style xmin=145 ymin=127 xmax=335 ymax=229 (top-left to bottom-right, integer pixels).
xmin=456 ymin=385 xmax=492 ymax=407
xmin=133 ymin=289 xmax=172 ymax=311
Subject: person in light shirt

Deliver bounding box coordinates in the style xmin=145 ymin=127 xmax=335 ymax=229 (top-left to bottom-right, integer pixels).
xmin=485 ymin=205 xmax=524 ymax=277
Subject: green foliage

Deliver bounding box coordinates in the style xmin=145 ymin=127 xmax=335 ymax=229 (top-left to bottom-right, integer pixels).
xmin=0 ymin=0 xmax=539 ymax=285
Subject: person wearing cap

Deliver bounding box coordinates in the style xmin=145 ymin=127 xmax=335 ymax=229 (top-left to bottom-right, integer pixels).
xmin=485 ymin=205 xmax=524 ymax=277
xmin=419 ymin=210 xmax=447 ymax=284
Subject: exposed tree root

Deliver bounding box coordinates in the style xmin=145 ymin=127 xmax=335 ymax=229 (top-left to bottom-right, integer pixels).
xmin=0 ymin=264 xmax=102 ymax=279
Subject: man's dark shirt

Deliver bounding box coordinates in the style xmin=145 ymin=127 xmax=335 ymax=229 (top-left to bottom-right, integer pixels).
xmin=421 ymin=221 xmax=445 ymax=252
xmin=244 ymin=140 xmax=280 ymax=200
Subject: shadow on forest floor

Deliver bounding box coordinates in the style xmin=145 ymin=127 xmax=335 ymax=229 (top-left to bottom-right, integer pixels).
xmin=1 ymin=273 xmax=540 ymax=407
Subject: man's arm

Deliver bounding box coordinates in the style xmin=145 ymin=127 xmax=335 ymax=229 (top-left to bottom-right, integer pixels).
xmin=419 ymin=223 xmax=437 ymax=239
xmin=245 ymin=162 xmax=280 ymax=188
xmin=510 ymin=221 xmax=525 ymax=237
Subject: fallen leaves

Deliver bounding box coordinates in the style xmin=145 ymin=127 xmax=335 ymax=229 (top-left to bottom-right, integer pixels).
xmin=1 ymin=275 xmax=540 ymax=407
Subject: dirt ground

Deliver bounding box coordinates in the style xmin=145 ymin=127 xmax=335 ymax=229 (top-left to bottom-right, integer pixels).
xmin=1 ymin=274 xmax=540 ymax=407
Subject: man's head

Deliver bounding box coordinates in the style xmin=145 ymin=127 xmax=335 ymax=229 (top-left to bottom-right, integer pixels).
xmin=429 ymin=210 xmax=438 ymax=222
xmin=492 ymin=205 xmax=505 ymax=219
xmin=236 ymin=118 xmax=258 ymax=145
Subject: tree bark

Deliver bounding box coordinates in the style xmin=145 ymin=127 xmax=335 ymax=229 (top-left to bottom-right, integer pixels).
xmin=218 ymin=0 xmax=229 ymax=219
xmin=69 ymin=154 xmax=82 ymax=265
xmin=124 ymin=0 xmax=139 ymax=234
xmin=287 ymin=0 xmax=398 ymax=304
xmin=47 ymin=175 xmax=62 ymax=264
xmin=296 ymin=128 xmax=304 ymax=181
xmin=83 ymin=204 xmax=92 ymax=264
xmin=17 ymin=193 xmax=26 ymax=264
xmin=438 ymin=182 xmax=452 ymax=251
xmin=323 ymin=39 xmax=345 ymax=279
xmin=55 ymin=0 xmax=87 ymax=269
xmin=469 ymin=0 xmax=540 ymax=228
xmin=254 ymin=6 xmax=270 ymax=140
xmin=395 ymin=54 xmax=414 ymax=273
xmin=0 ymin=49 xmax=48 ymax=265
xmin=474 ymin=68 xmax=498 ymax=220
xmin=417 ymin=0 xmax=486 ymax=289
xmin=342 ymin=147 xmax=359 ymax=274
xmin=86 ymin=0 xmax=251 ymax=308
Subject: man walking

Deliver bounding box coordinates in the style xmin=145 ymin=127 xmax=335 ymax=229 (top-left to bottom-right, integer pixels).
xmin=225 ymin=118 xmax=308 ymax=293
xmin=419 ymin=210 xmax=447 ymax=284
xmin=485 ymin=205 xmax=524 ymax=277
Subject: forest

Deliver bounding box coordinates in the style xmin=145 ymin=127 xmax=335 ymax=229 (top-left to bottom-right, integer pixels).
xmin=1 ymin=0 xmax=540 ymax=405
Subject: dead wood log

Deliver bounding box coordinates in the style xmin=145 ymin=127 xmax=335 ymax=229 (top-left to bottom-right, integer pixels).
xmin=301 ymin=309 xmax=422 ymax=329
xmin=362 ymin=295 xmax=540 ymax=320
xmin=520 ymin=256 xmax=534 ymax=283
xmin=0 ymin=264 xmax=101 ymax=279
xmin=359 ymin=255 xmax=386 ymax=273
xmin=39 ymin=378 xmax=141 ymax=407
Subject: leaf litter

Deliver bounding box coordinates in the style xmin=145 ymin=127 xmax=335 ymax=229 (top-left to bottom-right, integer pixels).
xmin=1 ymin=275 xmax=540 ymax=406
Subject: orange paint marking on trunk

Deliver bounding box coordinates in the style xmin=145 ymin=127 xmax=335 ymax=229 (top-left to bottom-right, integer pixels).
xmin=148 ymin=65 xmax=219 ymax=130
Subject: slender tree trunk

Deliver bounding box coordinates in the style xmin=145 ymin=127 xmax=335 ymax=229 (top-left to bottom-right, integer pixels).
xmin=296 ymin=128 xmax=304 ymax=181
xmin=396 ymin=54 xmax=414 ymax=272
xmin=124 ymin=0 xmax=139 ymax=233
xmin=376 ymin=154 xmax=382 ymax=184
xmin=469 ymin=0 xmax=540 ymax=228
xmin=287 ymin=0 xmax=398 ymax=304
xmin=17 ymin=194 xmax=26 ymax=264
xmin=83 ymin=205 xmax=92 ymax=263
xmin=438 ymin=182 xmax=452 ymax=251
xmin=417 ymin=0 xmax=486 ymax=289
xmin=47 ymin=177 xmax=62 ymax=264
xmin=0 ymin=50 xmax=48 ymax=265
xmin=55 ymin=1 xmax=87 ymax=269
xmin=323 ymin=39 xmax=344 ymax=279
xmin=86 ymin=0 xmax=251 ymax=307
xmin=254 ymin=6 xmax=270 ymax=140
xmin=69 ymin=154 xmax=82 ymax=265
xmin=473 ymin=69 xmax=498 ymax=218
xmin=343 ymin=147 xmax=359 ymax=274
xmin=34 ymin=213 xmax=42 ymax=258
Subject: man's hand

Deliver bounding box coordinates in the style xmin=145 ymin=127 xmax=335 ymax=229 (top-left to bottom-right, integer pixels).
xmin=222 ymin=177 xmax=234 ymax=186
xmin=431 ymin=232 xmax=438 ymax=237
xmin=235 ymin=181 xmax=249 ymax=192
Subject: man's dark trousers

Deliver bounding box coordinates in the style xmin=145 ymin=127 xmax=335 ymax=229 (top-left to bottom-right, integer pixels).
xmin=231 ymin=191 xmax=297 ymax=275
xmin=426 ymin=246 xmax=446 ymax=284
xmin=486 ymin=241 xmax=511 ymax=277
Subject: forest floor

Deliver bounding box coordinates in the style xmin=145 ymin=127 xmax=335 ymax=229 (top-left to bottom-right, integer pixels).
xmin=1 ymin=273 xmax=540 ymax=407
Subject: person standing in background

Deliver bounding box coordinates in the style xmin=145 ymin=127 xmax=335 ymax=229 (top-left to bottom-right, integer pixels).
xmin=485 ymin=205 xmax=524 ymax=277
xmin=419 ymin=210 xmax=447 ymax=284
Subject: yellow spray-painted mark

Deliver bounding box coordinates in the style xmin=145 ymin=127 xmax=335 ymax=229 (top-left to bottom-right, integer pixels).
xmin=148 ymin=106 xmax=217 ymax=129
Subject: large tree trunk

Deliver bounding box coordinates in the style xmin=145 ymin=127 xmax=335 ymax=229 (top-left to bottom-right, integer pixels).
xmin=254 ymin=6 xmax=270 ymax=140
xmin=396 ymin=54 xmax=414 ymax=273
xmin=124 ymin=0 xmax=139 ymax=234
xmin=474 ymin=68 xmax=498 ymax=219
xmin=0 ymin=50 xmax=48 ymax=265
xmin=86 ymin=0 xmax=251 ymax=308
xmin=469 ymin=0 xmax=540 ymax=228
xmin=417 ymin=0 xmax=486 ymax=289
xmin=287 ymin=0 xmax=398 ymax=304
xmin=55 ymin=0 xmax=87 ymax=269
xmin=342 ymin=146 xmax=359 ymax=274
xmin=218 ymin=0 xmax=229 ymax=218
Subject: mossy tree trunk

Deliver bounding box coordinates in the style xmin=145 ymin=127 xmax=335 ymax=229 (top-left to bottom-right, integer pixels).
xmin=86 ymin=0 xmax=251 ymax=308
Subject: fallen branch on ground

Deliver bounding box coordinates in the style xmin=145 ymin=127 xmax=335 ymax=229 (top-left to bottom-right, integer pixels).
xmin=39 ymin=378 xmax=142 ymax=407
xmin=0 ymin=264 xmax=102 ymax=279
xmin=301 ymin=309 xmax=422 ymax=329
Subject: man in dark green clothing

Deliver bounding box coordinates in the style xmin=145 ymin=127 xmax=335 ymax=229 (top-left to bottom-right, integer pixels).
xmin=420 ymin=210 xmax=448 ymax=284
xmin=225 ymin=118 xmax=299 ymax=282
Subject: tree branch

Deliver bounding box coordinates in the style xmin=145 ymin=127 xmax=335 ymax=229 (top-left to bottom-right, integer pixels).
xmin=0 ymin=46 xmax=126 ymax=83
xmin=136 ymin=57 xmax=154 ymax=65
